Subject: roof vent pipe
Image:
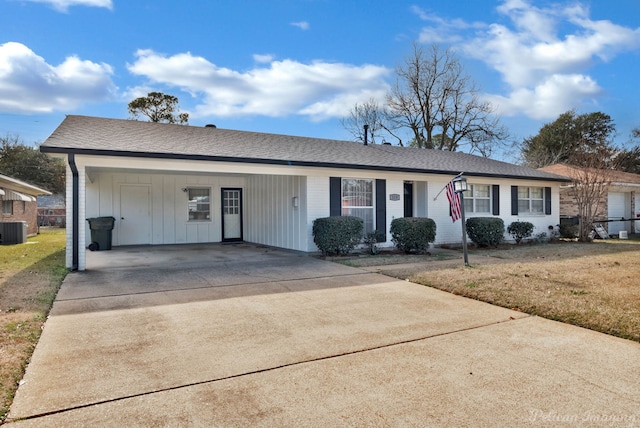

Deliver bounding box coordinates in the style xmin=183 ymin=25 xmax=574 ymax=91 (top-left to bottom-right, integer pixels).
xmin=363 ymin=124 xmax=369 ymax=146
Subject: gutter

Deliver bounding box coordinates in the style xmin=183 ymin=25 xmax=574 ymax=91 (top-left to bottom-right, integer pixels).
xmin=68 ymin=153 xmax=79 ymax=271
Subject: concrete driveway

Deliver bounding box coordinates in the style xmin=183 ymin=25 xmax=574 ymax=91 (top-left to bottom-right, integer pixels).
xmin=6 ymin=244 xmax=640 ymax=427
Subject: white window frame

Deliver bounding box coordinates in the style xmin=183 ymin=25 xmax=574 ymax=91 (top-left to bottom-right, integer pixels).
xmin=464 ymin=184 xmax=491 ymax=214
xmin=518 ymin=186 xmax=544 ymax=215
xmin=187 ymin=188 xmax=211 ymax=222
xmin=341 ymin=178 xmax=374 ymax=235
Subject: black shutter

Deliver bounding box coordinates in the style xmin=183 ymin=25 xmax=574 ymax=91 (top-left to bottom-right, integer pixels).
xmin=545 ymin=187 xmax=552 ymax=215
xmin=511 ymin=186 xmax=519 ymax=215
xmin=329 ymin=177 xmax=341 ymax=217
xmin=492 ymin=185 xmax=500 ymax=216
xmin=375 ymin=179 xmax=387 ymax=242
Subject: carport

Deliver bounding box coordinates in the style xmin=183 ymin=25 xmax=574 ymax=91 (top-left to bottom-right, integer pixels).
xmin=7 ymin=245 xmax=640 ymax=426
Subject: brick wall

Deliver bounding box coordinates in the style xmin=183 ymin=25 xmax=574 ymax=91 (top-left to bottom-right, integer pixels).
xmin=0 ymin=197 xmax=39 ymax=236
xmin=558 ymin=188 xmax=608 ymax=219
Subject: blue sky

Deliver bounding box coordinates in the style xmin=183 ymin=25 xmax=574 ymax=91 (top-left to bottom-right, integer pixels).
xmin=1 ymin=0 xmax=639 ymax=162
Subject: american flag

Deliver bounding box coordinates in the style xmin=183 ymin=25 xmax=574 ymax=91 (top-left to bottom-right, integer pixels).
xmin=445 ymin=180 xmax=462 ymax=222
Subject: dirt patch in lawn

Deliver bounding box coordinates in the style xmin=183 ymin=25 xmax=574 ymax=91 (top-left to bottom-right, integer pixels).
xmin=323 ymin=249 xmax=458 ymax=268
xmin=0 ymin=228 xmax=67 ymax=422
xmin=377 ymin=239 xmax=640 ymax=342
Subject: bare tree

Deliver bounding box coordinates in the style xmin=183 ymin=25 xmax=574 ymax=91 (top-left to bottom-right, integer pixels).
xmin=341 ymin=98 xmax=385 ymax=144
xmin=385 ymin=43 xmax=508 ymax=155
xmin=562 ymin=143 xmax=622 ymax=241
xmin=341 ymin=98 xmax=405 ymax=146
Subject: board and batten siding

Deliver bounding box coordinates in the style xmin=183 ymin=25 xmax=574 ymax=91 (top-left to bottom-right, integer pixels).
xmin=245 ymin=175 xmax=308 ymax=251
xmin=85 ymin=172 xmax=246 ymax=247
xmin=305 ymin=175 xmax=331 ymax=252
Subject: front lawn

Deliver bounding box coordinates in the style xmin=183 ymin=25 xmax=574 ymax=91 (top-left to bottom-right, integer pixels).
xmin=0 ymin=228 xmax=67 ymax=421
xmin=332 ymin=239 xmax=640 ymax=343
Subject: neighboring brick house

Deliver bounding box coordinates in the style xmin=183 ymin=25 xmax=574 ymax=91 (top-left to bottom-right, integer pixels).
xmin=37 ymin=195 xmax=66 ymax=227
xmin=0 ymin=173 xmax=51 ymax=236
xmin=539 ymin=164 xmax=640 ymax=236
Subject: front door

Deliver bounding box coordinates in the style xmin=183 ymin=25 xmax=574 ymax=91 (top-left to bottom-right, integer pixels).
xmin=119 ymin=185 xmax=151 ymax=245
xmin=222 ymin=188 xmax=242 ymax=242
xmin=404 ymin=182 xmax=413 ymax=217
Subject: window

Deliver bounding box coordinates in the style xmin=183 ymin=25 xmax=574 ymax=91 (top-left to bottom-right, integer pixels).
xmin=341 ymin=178 xmax=374 ymax=234
xmin=2 ymin=200 xmax=13 ymax=215
xmin=463 ymin=184 xmax=491 ymax=214
xmin=518 ymin=186 xmax=544 ymax=214
xmin=188 ymin=188 xmax=210 ymax=221
xmin=21 ymin=201 xmax=26 ymax=213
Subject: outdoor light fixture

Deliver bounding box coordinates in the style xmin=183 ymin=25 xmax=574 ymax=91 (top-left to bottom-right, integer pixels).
xmin=452 ymin=177 xmax=468 ymax=193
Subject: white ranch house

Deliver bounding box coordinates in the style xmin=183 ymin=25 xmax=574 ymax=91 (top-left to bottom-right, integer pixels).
xmin=41 ymin=115 xmax=569 ymax=271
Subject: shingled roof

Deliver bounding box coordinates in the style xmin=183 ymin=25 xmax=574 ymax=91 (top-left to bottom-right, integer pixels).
xmin=41 ymin=115 xmax=569 ymax=182
xmin=540 ymin=164 xmax=640 ymax=185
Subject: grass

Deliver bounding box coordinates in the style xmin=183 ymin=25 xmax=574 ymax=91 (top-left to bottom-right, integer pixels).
xmin=374 ymin=239 xmax=640 ymax=343
xmin=0 ymin=228 xmax=67 ymax=422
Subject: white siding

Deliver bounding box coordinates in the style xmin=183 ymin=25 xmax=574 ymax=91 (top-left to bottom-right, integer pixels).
xmin=245 ymin=175 xmax=308 ymax=251
xmin=385 ymin=179 xmax=405 ymax=246
xmin=306 ymin=176 xmax=330 ymax=251
xmin=78 ymin=154 xmax=562 ymax=256
xmin=414 ymin=181 xmax=429 ymax=217
xmin=429 ymin=178 xmax=561 ymax=245
xmin=85 ymin=172 xmax=245 ymax=247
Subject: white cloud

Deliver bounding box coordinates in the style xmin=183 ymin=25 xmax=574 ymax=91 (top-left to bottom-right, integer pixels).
xmin=0 ymin=42 xmax=116 ymax=114
xmin=291 ymin=21 xmax=310 ymax=30
xmin=21 ymin=0 xmax=112 ymax=12
xmin=411 ymin=5 xmax=485 ymax=44
xmin=253 ymin=54 xmax=275 ymax=63
xmin=486 ymin=74 xmax=602 ymax=119
xmin=127 ymin=49 xmax=390 ymax=120
xmin=417 ymin=0 xmax=640 ymax=120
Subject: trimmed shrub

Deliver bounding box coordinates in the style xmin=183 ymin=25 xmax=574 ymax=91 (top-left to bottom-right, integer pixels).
xmin=507 ymin=221 xmax=534 ymax=244
xmin=312 ymin=216 xmax=363 ymax=256
xmin=558 ymin=223 xmax=579 ymax=239
xmin=390 ymin=217 xmax=436 ymax=254
xmin=466 ymin=217 xmax=504 ymax=247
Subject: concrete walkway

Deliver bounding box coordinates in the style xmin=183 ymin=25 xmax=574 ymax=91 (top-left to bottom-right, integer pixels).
xmin=6 ymin=244 xmax=640 ymax=427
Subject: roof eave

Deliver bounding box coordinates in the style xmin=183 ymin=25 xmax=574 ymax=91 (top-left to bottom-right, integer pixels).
xmin=40 ymin=146 xmax=570 ymax=183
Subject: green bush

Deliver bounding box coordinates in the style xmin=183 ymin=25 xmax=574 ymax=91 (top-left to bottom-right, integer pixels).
xmin=558 ymin=223 xmax=579 ymax=239
xmin=466 ymin=217 xmax=504 ymax=247
xmin=390 ymin=217 xmax=436 ymax=254
xmin=312 ymin=216 xmax=364 ymax=256
xmin=507 ymin=221 xmax=534 ymax=244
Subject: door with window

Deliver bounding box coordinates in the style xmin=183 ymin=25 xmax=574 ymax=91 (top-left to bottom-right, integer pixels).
xmin=222 ymin=188 xmax=242 ymax=241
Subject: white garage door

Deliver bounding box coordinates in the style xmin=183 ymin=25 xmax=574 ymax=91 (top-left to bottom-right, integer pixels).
xmin=607 ymin=192 xmax=629 ymax=236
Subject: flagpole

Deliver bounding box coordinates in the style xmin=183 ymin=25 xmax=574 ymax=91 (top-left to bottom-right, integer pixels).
xmin=458 ymin=190 xmax=470 ymax=266
xmin=433 ymin=172 xmax=464 ymax=201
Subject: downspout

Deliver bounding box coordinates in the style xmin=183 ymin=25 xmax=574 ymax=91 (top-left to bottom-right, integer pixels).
xmin=68 ymin=153 xmax=79 ymax=271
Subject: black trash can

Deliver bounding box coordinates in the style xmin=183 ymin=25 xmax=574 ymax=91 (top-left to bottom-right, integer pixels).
xmin=86 ymin=216 xmax=115 ymax=251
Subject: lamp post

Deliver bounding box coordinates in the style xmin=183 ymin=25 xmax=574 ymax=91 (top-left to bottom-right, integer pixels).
xmin=453 ymin=177 xmax=469 ymax=266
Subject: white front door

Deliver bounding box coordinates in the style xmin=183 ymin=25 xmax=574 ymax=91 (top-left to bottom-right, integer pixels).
xmin=222 ymin=188 xmax=242 ymax=241
xmin=119 ymin=185 xmax=151 ymax=245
